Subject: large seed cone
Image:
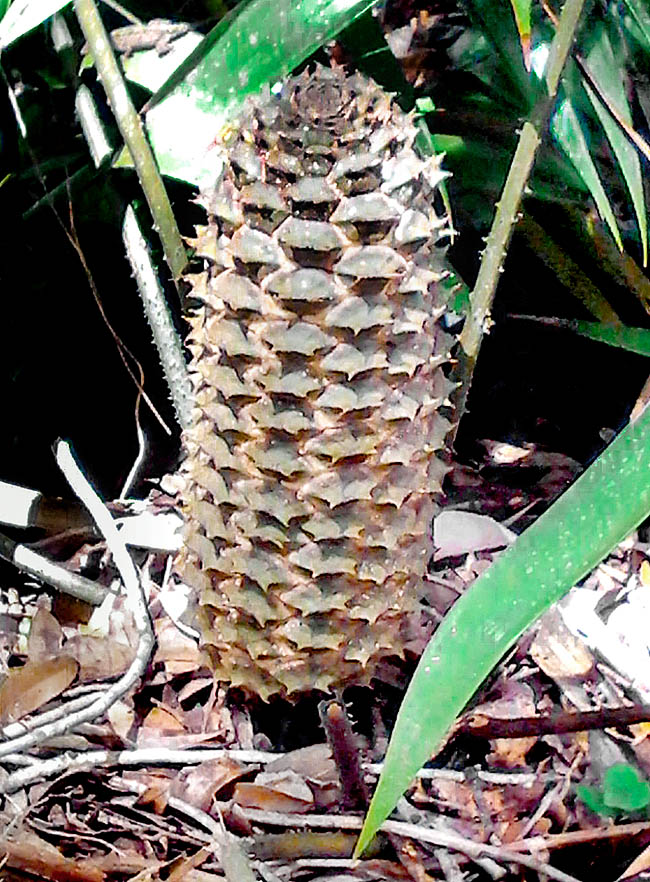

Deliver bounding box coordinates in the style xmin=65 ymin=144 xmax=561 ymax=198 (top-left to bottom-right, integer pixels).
xmin=175 ymin=64 xmax=457 ymax=699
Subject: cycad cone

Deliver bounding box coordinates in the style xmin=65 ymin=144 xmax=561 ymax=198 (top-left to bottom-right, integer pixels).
xmin=176 ymin=64 xmax=456 ymax=699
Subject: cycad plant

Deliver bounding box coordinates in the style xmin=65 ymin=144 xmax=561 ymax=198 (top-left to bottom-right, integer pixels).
xmin=2 ymin=0 xmax=650 ymax=857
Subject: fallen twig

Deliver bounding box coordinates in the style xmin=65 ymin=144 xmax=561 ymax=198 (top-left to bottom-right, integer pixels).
xmin=0 ymin=529 xmax=107 ymax=605
xmin=460 ymin=703 xmax=650 ymax=739
xmin=240 ymin=808 xmax=584 ymax=882
xmin=0 ymin=746 xmax=552 ymax=794
xmin=0 ymin=690 xmax=108 ymax=743
xmin=0 ymin=441 xmax=154 ymax=761
xmin=508 ymin=821 xmax=650 ymax=851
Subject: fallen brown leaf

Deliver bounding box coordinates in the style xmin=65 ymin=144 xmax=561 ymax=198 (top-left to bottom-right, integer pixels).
xmin=171 ymin=758 xmax=247 ymax=811
xmin=235 ymin=772 xmax=314 ymax=813
xmin=0 ymin=655 xmax=78 ymax=724
xmin=1 ymin=830 xmax=105 ymax=882
xmin=26 ymin=605 xmax=64 ymax=662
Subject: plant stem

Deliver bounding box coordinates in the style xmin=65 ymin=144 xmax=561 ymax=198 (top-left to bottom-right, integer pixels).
xmin=73 ymin=0 xmax=186 ymax=280
xmin=453 ymin=0 xmax=589 ymax=431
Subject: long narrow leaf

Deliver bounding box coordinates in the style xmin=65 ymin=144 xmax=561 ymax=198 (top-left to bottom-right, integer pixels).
xmin=511 ymin=314 xmax=650 ymax=356
xmin=355 ymin=403 xmax=650 ymax=856
xmin=461 ymin=0 xmax=534 ymax=108
xmin=582 ymin=24 xmax=647 ymax=265
xmin=570 ymin=319 xmax=650 ymax=356
xmin=508 ymin=0 xmax=532 ymax=70
xmin=623 ymin=0 xmax=650 ymax=50
xmin=551 ymin=95 xmax=623 ymax=252
xmin=0 ymin=0 xmax=71 ymax=48
xmin=144 ymin=0 xmax=378 ymax=185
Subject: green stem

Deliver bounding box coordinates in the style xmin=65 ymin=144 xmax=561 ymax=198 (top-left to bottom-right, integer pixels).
xmin=73 ymin=0 xmax=186 ymax=280
xmin=454 ymin=0 xmax=589 ymax=424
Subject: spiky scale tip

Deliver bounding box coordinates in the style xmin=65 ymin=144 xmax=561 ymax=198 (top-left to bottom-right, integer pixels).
xmin=175 ymin=64 xmax=456 ymax=700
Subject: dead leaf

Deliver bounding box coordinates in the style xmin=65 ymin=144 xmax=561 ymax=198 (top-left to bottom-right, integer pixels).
xmin=487 ymin=736 xmax=537 ymax=768
xmin=617 ymin=842 xmax=650 ymax=880
xmin=235 ymin=771 xmax=314 ymax=813
xmin=218 ymin=832 xmax=258 ymax=882
xmin=65 ymin=633 xmax=133 ymax=682
xmin=171 ymin=758 xmax=246 ymax=811
xmin=266 ymin=744 xmax=338 ymax=786
xmin=433 ymin=511 xmax=515 ymax=559
xmin=531 ymin=608 xmax=595 ymax=680
xmin=0 ymin=656 xmax=78 ymax=724
xmin=1 ymin=830 xmax=105 ymax=882
xmin=26 ymin=606 xmax=64 ymax=662
xmin=154 ymin=617 xmax=203 ymax=674
xmin=640 ymin=560 xmax=650 ymax=587
xmin=141 ymin=706 xmax=186 ymax=734
xmin=136 ymin=774 xmax=172 ymax=815
xmin=167 ymin=846 xmax=212 ymax=882
xmin=107 ymin=699 xmax=134 ymax=740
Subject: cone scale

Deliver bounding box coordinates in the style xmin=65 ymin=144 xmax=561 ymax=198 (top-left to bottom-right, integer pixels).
xmin=176 ymin=65 xmax=456 ymax=699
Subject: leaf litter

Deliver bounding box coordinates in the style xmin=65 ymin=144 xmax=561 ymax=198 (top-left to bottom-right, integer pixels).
xmin=3 ymin=438 xmax=650 ymax=882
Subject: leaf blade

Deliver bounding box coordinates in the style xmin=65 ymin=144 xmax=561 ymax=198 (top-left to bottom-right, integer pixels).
xmin=551 ymin=95 xmax=623 ymax=252
xmin=571 ymin=320 xmax=650 ymax=357
xmin=582 ymin=23 xmax=647 ymax=265
xmin=355 ymin=403 xmax=650 ymax=855
xmin=144 ymin=0 xmax=379 ymax=185
xmin=0 ymin=0 xmax=71 ymax=49
xmin=508 ymin=0 xmax=532 ymax=70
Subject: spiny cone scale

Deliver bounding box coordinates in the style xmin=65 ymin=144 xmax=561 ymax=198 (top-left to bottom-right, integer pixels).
xmin=176 ymin=64 xmax=457 ymax=699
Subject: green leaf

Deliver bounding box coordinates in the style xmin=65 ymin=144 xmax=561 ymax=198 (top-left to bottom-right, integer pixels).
xmin=460 ymin=0 xmax=536 ymax=110
xmin=582 ymin=23 xmax=647 ymax=266
xmin=144 ymin=0 xmax=378 ymax=185
xmin=355 ymin=404 xmax=650 ymax=856
xmin=0 ymin=0 xmax=71 ymax=49
xmin=570 ymin=320 xmax=650 ymax=357
xmin=416 ymin=97 xmax=436 ymax=114
xmin=603 ymin=764 xmax=650 ymax=812
xmin=622 ymin=0 xmax=650 ymax=50
xmin=337 ymin=8 xmax=413 ymax=107
xmin=551 ymin=95 xmax=623 ymax=252
xmin=576 ymin=784 xmax=611 ymax=816
xmin=117 ymin=31 xmax=204 ymax=94
xmin=508 ymin=0 xmax=531 ymax=70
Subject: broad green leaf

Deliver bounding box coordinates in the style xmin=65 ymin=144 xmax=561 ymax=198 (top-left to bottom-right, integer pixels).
xmin=583 ymin=23 xmax=647 ymax=265
xmin=576 ymin=783 xmax=610 ymax=816
xmin=603 ymin=764 xmax=650 ymax=812
xmin=355 ymin=403 xmax=650 ymax=856
xmin=579 ymin=763 xmax=650 ymax=816
xmin=551 ymin=96 xmax=623 ymax=252
xmin=144 ymin=0 xmax=378 ymax=186
xmin=508 ymin=0 xmax=531 ymax=70
xmin=0 ymin=0 xmax=11 ymax=22
xmin=0 ymin=0 xmax=70 ymax=49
